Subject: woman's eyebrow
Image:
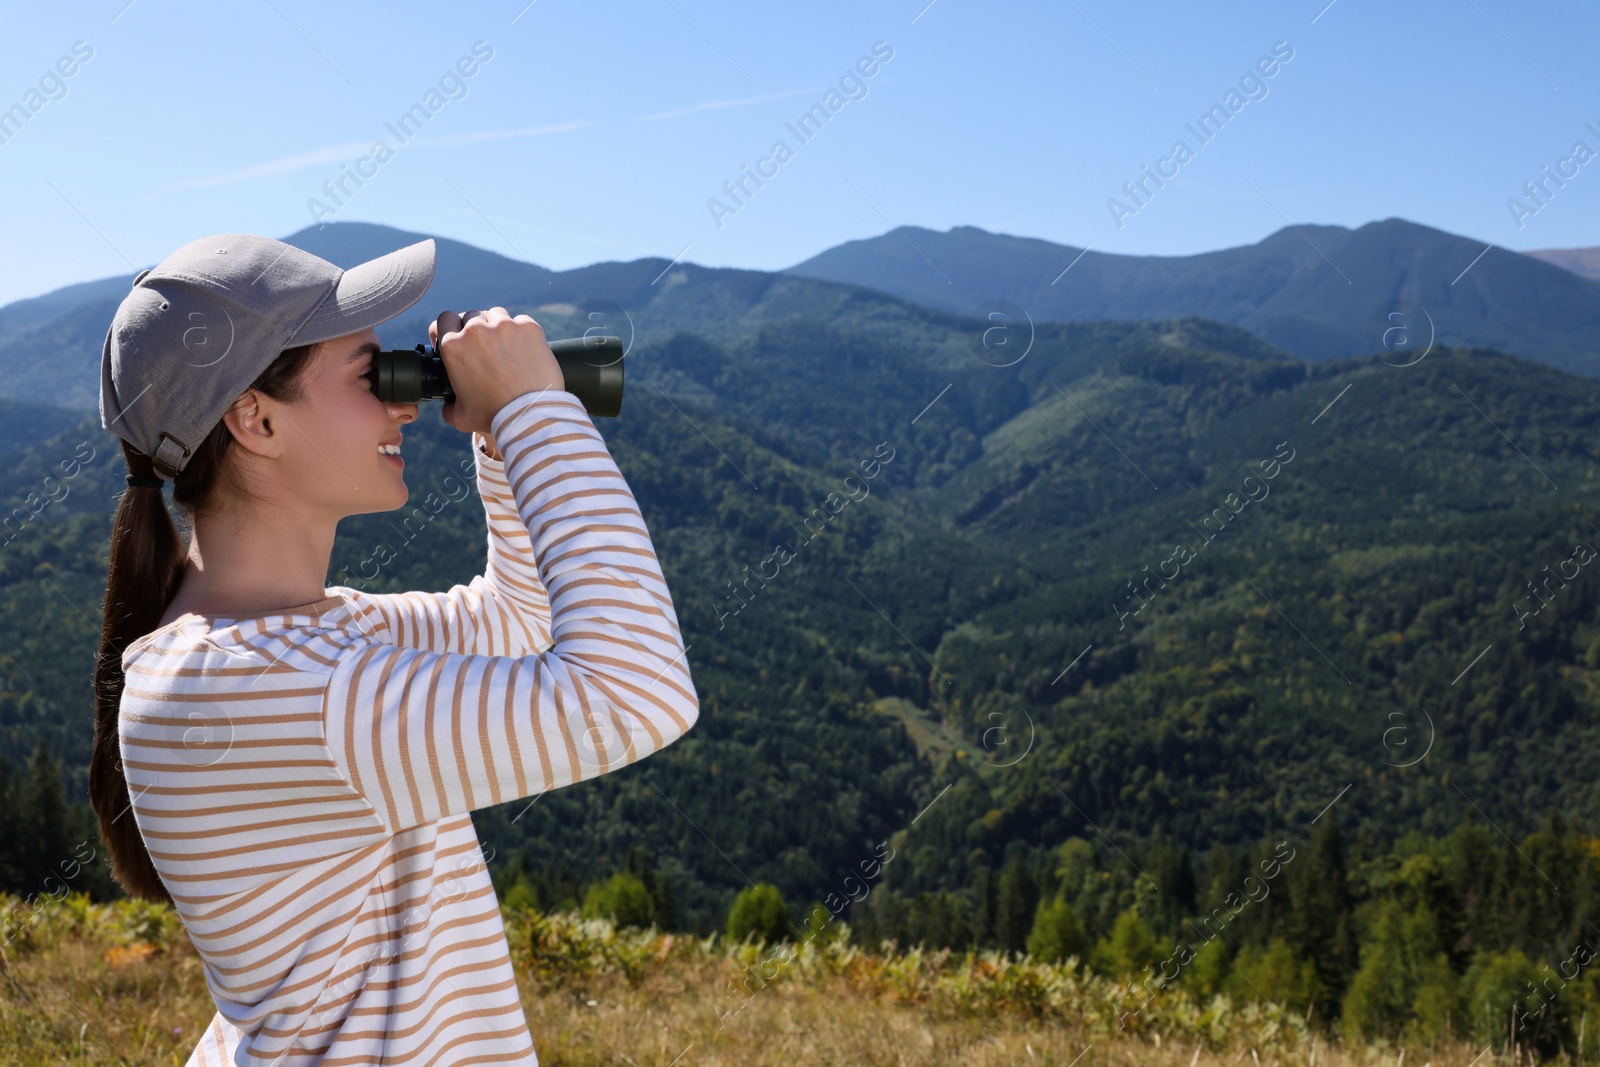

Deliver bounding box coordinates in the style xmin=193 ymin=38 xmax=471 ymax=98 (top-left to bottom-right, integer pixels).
xmin=347 ymin=342 xmax=380 ymax=365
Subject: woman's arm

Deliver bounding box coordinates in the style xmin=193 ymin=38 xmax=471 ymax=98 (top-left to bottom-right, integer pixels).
xmin=333 ymin=429 xmax=553 ymax=659
xmin=322 ymin=390 xmax=699 ymax=832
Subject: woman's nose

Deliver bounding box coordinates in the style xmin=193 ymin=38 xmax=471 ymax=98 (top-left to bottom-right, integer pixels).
xmin=389 ymin=403 xmax=418 ymax=423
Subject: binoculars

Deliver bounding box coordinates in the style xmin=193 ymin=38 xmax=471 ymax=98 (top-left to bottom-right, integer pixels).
xmin=367 ymin=335 xmax=626 ymax=417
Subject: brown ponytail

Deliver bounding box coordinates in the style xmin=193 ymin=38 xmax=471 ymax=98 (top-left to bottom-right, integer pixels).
xmin=89 ymin=341 xmax=323 ymax=903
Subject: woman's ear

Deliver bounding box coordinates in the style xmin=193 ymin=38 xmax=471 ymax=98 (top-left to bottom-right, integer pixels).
xmin=222 ymin=390 xmax=282 ymax=460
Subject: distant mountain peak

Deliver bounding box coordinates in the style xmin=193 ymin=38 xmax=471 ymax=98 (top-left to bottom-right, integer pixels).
xmin=277 ymin=220 xmax=550 ymax=278
xmin=278 ymin=219 xmax=434 ymax=245
xmin=783 ymin=216 xmax=1600 ymax=375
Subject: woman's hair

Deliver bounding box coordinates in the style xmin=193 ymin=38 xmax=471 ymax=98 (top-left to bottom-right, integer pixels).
xmin=89 ymin=340 xmax=323 ymax=903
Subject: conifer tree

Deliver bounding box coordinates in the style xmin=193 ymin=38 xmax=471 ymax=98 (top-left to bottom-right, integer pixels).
xmin=0 ymin=751 xmax=14 ymax=889
xmin=624 ymin=844 xmax=678 ymax=930
xmin=995 ymin=850 xmax=1038 ymax=955
xmin=1341 ymin=899 xmax=1414 ymax=1042
xmin=17 ymin=738 xmax=67 ymax=892
xmin=975 ymin=864 xmax=999 ymax=946
xmin=1027 ymin=892 xmax=1088 ymax=965
xmin=1290 ymin=814 xmax=1356 ymax=1003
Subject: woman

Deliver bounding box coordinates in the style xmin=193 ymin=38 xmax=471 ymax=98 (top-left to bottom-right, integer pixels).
xmin=90 ymin=233 xmax=699 ymax=1065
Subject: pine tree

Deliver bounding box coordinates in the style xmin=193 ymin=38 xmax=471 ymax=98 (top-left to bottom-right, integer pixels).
xmin=1150 ymin=841 xmax=1198 ymax=933
xmin=1027 ymin=892 xmax=1088 ymax=965
xmin=60 ymin=800 xmax=118 ymax=902
xmin=1290 ymin=814 xmax=1355 ymax=1004
xmin=0 ymin=751 xmax=15 ymax=890
xmin=623 ymin=844 xmax=678 ymax=930
xmin=1444 ymin=818 xmax=1496 ymax=963
xmin=1181 ymin=937 xmax=1231 ymax=1000
xmin=1409 ymin=951 xmax=1463 ymax=1049
xmin=17 ymin=738 xmax=67 ymax=893
xmin=1340 ymin=900 xmax=1412 ymax=1042
xmin=1093 ymin=907 xmax=1160 ymax=979
xmin=1228 ymin=936 xmax=1318 ymax=1017
xmin=653 ymin=867 xmax=679 ymax=931
xmin=995 ymin=850 xmax=1037 ymax=956
xmin=975 ymin=864 xmax=999 ymax=947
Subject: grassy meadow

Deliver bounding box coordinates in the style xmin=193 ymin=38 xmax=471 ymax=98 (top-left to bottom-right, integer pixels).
xmin=0 ymin=891 xmax=1547 ymax=1067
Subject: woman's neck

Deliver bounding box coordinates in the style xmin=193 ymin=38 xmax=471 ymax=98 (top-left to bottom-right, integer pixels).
xmin=165 ymin=513 xmax=337 ymax=622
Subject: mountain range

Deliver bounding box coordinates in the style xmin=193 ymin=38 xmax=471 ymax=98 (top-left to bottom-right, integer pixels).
xmin=784 ymin=218 xmax=1600 ymax=376
xmin=3 ymin=218 xmax=1600 ymax=935
xmin=5 ymin=216 xmax=1600 ymax=418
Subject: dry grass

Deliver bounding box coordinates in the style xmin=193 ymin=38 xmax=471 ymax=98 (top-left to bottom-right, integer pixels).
xmin=0 ymin=892 xmax=1535 ymax=1066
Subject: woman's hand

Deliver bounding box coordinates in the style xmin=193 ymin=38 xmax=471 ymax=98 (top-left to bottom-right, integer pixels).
xmin=429 ymin=308 xmax=565 ymax=439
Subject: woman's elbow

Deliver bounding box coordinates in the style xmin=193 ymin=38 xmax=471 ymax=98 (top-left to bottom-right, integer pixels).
xmin=666 ymin=680 xmax=701 ymax=740
xmin=627 ymin=660 xmax=699 ymax=745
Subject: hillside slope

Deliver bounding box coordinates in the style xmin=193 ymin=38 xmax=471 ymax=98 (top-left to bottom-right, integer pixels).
xmin=5 ymin=293 xmax=1600 ymax=934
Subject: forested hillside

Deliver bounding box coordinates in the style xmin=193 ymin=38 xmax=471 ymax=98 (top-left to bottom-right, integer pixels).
xmin=3 ymin=280 xmax=1600 ymax=1053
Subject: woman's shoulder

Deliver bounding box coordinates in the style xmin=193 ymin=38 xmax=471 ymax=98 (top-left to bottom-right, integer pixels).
xmin=123 ymin=595 xmax=376 ymax=676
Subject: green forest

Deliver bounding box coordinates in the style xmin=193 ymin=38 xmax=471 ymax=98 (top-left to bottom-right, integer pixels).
xmin=13 ymin=753 xmax=1600 ymax=1056
xmin=4 ymin=284 xmax=1600 ymax=1056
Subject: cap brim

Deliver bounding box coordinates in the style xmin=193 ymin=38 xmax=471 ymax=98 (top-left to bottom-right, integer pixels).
xmin=288 ymin=237 xmax=436 ymax=348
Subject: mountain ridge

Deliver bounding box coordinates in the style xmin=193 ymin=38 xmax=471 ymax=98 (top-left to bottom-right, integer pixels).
xmin=8 ymin=216 xmax=1600 ymax=415
xmin=782 ymin=216 xmax=1600 ymax=374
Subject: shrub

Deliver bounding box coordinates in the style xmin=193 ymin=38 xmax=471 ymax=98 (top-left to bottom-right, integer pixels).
xmin=726 ymin=883 xmax=793 ymax=945
xmin=581 ymin=871 xmax=656 ymax=929
xmin=501 ymin=874 xmax=538 ymax=915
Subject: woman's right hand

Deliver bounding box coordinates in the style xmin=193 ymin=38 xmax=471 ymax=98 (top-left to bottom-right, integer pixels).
xmin=430 ymin=307 xmax=565 ymax=438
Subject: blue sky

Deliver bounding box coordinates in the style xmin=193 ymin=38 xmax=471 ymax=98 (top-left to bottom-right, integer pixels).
xmin=0 ymin=0 xmax=1596 ymax=306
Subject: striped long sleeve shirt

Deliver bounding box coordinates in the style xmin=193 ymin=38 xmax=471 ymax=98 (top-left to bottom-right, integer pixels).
xmin=118 ymin=390 xmax=700 ymax=1066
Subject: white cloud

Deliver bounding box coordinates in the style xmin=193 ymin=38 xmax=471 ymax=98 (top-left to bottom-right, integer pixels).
xmin=164 ymin=140 xmax=375 ymax=191
xmin=409 ymin=120 xmax=593 ymax=147
xmin=631 ymin=86 xmax=818 ymax=123
xmin=143 ymin=120 xmax=593 ymax=197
